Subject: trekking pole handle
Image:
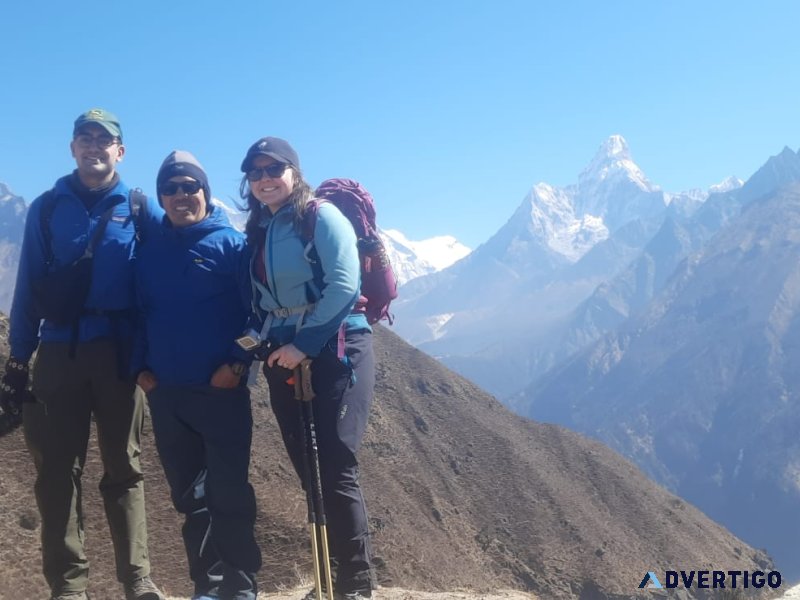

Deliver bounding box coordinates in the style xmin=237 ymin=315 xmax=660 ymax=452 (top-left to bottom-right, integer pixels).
xmin=292 ymin=366 xmax=303 ymax=402
xmin=299 ymin=358 xmax=315 ymax=402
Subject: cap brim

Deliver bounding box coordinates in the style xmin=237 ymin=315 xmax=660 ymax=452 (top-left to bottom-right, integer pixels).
xmin=75 ymin=121 xmax=121 ymax=139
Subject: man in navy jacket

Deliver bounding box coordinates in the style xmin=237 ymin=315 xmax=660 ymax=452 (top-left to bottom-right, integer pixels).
xmin=0 ymin=109 xmax=165 ymax=600
xmin=133 ymin=150 xmax=260 ymax=600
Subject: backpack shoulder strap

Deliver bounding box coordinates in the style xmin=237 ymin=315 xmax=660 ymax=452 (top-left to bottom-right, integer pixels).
xmin=128 ymin=188 xmax=148 ymax=244
xmin=83 ymin=204 xmax=116 ymax=259
xmin=38 ymin=188 xmax=58 ymax=267
xmin=300 ymin=198 xmax=326 ymax=301
xmin=301 ymin=198 xmax=324 ymax=244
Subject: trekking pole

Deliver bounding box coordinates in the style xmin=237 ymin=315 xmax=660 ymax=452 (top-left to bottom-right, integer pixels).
xmin=294 ymin=359 xmax=335 ymax=600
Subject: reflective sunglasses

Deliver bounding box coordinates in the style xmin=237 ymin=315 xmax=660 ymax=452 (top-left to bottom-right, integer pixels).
xmin=74 ymin=133 xmax=119 ymax=149
xmin=246 ymin=162 xmax=289 ymax=182
xmin=159 ymin=180 xmax=203 ymax=196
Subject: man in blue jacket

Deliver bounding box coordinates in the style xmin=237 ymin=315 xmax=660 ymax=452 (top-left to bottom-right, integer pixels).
xmin=0 ymin=109 xmax=165 ymax=599
xmin=133 ymin=150 xmax=260 ymax=600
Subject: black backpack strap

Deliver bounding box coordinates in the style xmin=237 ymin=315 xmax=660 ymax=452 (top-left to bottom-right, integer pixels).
xmin=82 ymin=204 xmax=117 ymax=259
xmin=128 ymin=187 xmax=148 ymax=244
xmin=38 ymin=188 xmax=58 ymax=268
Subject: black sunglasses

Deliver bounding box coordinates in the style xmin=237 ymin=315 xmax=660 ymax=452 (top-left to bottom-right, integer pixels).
xmin=160 ymin=180 xmax=203 ymax=196
xmin=246 ymin=163 xmax=289 ymax=182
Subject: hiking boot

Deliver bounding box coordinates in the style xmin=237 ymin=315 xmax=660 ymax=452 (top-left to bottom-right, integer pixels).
xmin=336 ymin=592 xmax=374 ymax=600
xmin=302 ymin=588 xmax=330 ymax=600
xmin=50 ymin=593 xmax=89 ymax=600
xmin=124 ymin=576 xmax=166 ymax=600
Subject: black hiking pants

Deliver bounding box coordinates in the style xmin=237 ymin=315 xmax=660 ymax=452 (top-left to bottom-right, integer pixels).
xmin=264 ymin=330 xmax=375 ymax=595
xmin=147 ymin=383 xmax=261 ymax=600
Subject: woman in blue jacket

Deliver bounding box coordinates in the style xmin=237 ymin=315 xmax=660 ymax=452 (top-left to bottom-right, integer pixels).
xmin=134 ymin=151 xmax=260 ymax=600
xmin=239 ymin=137 xmax=375 ymax=600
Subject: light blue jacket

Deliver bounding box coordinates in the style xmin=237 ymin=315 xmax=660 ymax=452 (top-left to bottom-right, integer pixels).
xmin=251 ymin=202 xmax=368 ymax=356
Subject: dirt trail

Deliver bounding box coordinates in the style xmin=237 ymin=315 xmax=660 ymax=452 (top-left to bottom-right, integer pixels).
xmin=167 ymin=589 xmax=534 ymax=600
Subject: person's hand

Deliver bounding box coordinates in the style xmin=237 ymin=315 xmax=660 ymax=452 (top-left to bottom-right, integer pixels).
xmin=267 ymin=344 xmax=307 ymax=371
xmin=210 ymin=363 xmax=244 ymax=389
xmin=0 ymin=357 xmax=30 ymax=418
xmin=136 ymin=370 xmax=158 ymax=394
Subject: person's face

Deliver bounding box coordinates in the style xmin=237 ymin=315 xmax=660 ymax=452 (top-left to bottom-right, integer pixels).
xmin=247 ymin=155 xmax=294 ymax=214
xmin=70 ymin=123 xmax=124 ymax=184
xmin=159 ymin=176 xmax=208 ymax=228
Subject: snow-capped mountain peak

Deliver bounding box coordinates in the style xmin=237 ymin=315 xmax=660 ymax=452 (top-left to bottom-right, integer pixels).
xmin=709 ymin=175 xmax=744 ymax=195
xmin=380 ymin=229 xmax=470 ymax=286
xmin=578 ymin=134 xmax=657 ymax=194
xmin=499 ymin=136 xmax=664 ymax=264
xmin=600 ymin=134 xmax=630 ymax=158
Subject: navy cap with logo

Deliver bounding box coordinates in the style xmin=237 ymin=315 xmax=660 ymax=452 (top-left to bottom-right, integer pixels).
xmin=240 ymin=137 xmax=299 ymax=172
xmin=73 ymin=108 xmax=123 ymax=140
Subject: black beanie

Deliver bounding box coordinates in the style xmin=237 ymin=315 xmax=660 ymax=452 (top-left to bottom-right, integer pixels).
xmin=156 ymin=150 xmax=211 ymax=208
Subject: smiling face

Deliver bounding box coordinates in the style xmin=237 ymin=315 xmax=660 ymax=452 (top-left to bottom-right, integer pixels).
xmin=160 ymin=176 xmax=208 ymax=227
xmin=248 ymin=155 xmax=295 ymax=214
xmin=70 ymin=123 xmax=125 ymax=188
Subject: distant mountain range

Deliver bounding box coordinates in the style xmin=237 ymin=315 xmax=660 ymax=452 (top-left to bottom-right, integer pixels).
xmin=391 ymin=135 xmax=742 ymax=398
xmin=387 ymin=139 xmax=800 ymax=576
xmin=524 ymin=176 xmax=800 ymax=579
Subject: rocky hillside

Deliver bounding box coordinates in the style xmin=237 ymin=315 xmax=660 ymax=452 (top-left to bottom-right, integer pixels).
xmin=0 ymin=321 xmax=775 ymax=599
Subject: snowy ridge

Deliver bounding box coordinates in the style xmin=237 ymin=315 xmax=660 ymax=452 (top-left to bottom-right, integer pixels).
xmin=381 ymin=229 xmax=470 ymax=286
xmin=709 ymin=175 xmax=744 ymax=194
xmin=525 ymin=183 xmax=608 ymax=261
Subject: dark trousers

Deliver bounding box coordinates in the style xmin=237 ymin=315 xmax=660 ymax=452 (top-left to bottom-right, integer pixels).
xmin=147 ymin=383 xmax=261 ymax=600
xmin=23 ymin=339 xmax=151 ymax=596
xmin=264 ymin=330 xmax=375 ymax=594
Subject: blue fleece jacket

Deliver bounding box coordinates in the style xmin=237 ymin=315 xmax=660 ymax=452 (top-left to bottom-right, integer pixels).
xmin=9 ymin=174 xmax=163 ymax=362
xmin=133 ymin=205 xmax=251 ymax=386
xmin=250 ymin=202 xmax=369 ymax=356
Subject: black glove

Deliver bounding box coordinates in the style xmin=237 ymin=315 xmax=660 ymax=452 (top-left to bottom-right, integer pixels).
xmin=0 ymin=357 xmax=30 ymax=418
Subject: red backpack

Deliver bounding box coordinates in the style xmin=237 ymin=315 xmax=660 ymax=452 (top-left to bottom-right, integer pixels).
xmin=302 ymin=178 xmax=398 ymax=324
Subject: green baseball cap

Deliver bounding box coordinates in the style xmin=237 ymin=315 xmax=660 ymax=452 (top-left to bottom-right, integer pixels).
xmin=73 ymin=108 xmax=123 ymax=140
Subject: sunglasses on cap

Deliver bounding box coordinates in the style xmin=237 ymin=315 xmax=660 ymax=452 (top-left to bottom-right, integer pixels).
xmin=246 ymin=162 xmax=289 ymax=182
xmin=159 ymin=180 xmax=203 ymax=196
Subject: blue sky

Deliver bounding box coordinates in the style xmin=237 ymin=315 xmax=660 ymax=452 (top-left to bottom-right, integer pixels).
xmin=1 ymin=1 xmax=798 ymax=248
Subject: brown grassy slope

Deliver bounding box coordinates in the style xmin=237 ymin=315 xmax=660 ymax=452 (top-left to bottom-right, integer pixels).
xmin=0 ymin=321 xmax=774 ymax=600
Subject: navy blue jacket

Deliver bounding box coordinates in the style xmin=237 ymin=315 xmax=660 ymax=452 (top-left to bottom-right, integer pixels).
xmin=132 ymin=205 xmax=251 ymax=386
xmin=9 ymin=174 xmax=163 ymax=362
